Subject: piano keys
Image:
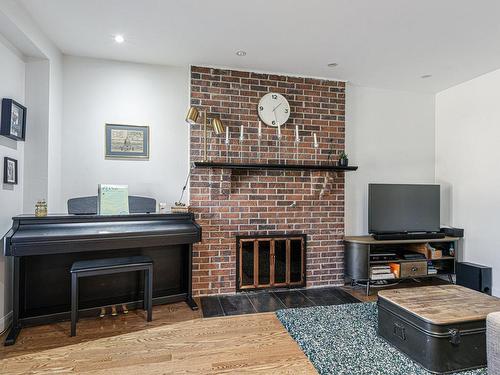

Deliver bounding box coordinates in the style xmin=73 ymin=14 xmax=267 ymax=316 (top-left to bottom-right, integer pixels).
xmin=2 ymin=212 xmax=201 ymax=346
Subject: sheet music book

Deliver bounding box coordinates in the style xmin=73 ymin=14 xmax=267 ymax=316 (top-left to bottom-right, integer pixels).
xmin=98 ymin=184 xmax=129 ymax=215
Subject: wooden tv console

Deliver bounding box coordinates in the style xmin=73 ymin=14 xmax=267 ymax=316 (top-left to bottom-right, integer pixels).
xmin=344 ymin=235 xmax=460 ymax=295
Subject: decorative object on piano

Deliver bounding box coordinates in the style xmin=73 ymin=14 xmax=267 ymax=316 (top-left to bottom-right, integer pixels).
xmin=158 ymin=202 xmax=168 ymax=213
xmin=172 ymin=162 xmax=195 ymax=213
xmin=105 ymin=124 xmax=149 ymax=159
xmin=35 ymin=199 xmax=48 ymax=217
xmin=257 ymin=92 xmax=291 ymax=127
xmin=338 ymin=151 xmax=349 ymax=167
xmin=3 ymin=157 xmax=18 ymax=184
xmin=171 ymin=204 xmax=189 ymax=213
xmin=185 ymin=106 xmax=225 ymax=162
xmin=98 ymin=184 xmax=129 ymax=215
xmin=1 ymin=99 xmax=27 ymax=141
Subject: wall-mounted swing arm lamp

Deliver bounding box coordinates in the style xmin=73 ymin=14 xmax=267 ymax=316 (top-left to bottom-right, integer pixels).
xmin=185 ymin=106 xmax=225 ymax=161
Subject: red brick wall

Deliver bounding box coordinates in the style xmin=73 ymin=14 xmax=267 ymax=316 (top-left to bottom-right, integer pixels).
xmin=189 ymin=66 xmax=346 ymax=295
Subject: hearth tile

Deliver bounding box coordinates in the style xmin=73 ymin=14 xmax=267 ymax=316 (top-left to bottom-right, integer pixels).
xmin=219 ymin=295 xmax=257 ymax=316
xmin=298 ymin=287 xmax=342 ymax=299
xmin=200 ymin=296 xmax=225 ymax=318
xmin=328 ymin=288 xmax=362 ymax=303
xmin=246 ymin=292 xmax=286 ymax=312
xmin=272 ymin=290 xmax=316 ymax=308
xmin=298 ymin=289 xmax=344 ymax=306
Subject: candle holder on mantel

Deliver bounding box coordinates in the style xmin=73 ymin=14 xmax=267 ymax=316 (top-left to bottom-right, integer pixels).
xmin=276 ymin=123 xmax=282 ymax=163
xmin=239 ymin=125 xmax=244 ymax=164
xmin=258 ymin=121 xmax=263 ymax=163
xmin=225 ymin=126 xmax=230 ymax=163
xmin=313 ymin=132 xmax=319 ymax=163
xmin=294 ymin=124 xmax=300 ymax=162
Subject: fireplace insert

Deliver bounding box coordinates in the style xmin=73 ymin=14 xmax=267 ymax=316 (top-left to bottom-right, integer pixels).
xmin=236 ymin=234 xmax=306 ymax=291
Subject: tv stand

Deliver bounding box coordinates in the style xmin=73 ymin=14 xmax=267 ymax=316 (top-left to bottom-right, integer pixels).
xmin=373 ymin=232 xmax=445 ymax=241
xmin=344 ymin=235 xmax=459 ymax=295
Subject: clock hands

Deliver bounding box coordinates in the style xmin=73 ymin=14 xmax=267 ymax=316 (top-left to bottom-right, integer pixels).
xmin=272 ymin=102 xmax=283 ymax=112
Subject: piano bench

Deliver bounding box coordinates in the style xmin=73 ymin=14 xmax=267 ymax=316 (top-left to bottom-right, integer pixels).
xmin=70 ymin=255 xmax=153 ymax=337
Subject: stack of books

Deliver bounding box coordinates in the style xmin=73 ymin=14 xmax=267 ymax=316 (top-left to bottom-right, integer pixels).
xmin=370 ymin=265 xmax=396 ymax=280
xmin=427 ymin=262 xmax=438 ymax=275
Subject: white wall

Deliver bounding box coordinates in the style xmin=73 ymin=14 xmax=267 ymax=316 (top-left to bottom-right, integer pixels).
xmin=23 ymin=58 xmax=50 ymax=211
xmin=436 ymin=68 xmax=500 ymax=297
xmin=61 ymin=56 xmax=189 ymax=208
xmin=345 ymin=84 xmax=436 ymax=235
xmin=0 ymin=36 xmax=25 ymax=332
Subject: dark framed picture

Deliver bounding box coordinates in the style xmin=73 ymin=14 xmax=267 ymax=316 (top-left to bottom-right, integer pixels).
xmin=105 ymin=124 xmax=150 ymax=159
xmin=1 ymin=99 xmax=27 ymax=141
xmin=3 ymin=157 xmax=18 ymax=184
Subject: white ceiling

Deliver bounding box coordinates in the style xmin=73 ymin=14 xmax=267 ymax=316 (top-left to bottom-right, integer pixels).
xmin=20 ymin=0 xmax=500 ymax=93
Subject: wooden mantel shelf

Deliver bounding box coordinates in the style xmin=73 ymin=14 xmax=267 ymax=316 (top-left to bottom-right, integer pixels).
xmin=193 ymin=161 xmax=358 ymax=172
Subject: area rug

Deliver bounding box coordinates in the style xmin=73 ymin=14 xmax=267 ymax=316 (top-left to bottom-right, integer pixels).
xmin=276 ymin=302 xmax=487 ymax=375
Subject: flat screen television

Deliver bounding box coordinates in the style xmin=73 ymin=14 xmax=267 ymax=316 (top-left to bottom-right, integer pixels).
xmin=368 ymin=184 xmax=440 ymax=234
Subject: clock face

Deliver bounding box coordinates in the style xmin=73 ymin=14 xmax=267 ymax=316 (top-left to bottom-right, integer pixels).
xmin=258 ymin=93 xmax=291 ymax=127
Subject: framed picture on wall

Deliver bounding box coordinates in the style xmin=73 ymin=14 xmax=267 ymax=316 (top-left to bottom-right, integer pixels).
xmin=1 ymin=99 xmax=27 ymax=141
xmin=3 ymin=157 xmax=18 ymax=184
xmin=105 ymin=124 xmax=150 ymax=159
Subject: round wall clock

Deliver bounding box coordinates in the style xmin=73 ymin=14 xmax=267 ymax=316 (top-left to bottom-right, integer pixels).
xmin=258 ymin=93 xmax=291 ymax=127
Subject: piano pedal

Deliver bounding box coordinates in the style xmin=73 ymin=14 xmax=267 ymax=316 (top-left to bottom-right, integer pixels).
xmin=99 ymin=307 xmax=106 ymax=318
xmin=121 ymin=304 xmax=129 ymax=314
xmin=111 ymin=305 xmax=118 ymax=316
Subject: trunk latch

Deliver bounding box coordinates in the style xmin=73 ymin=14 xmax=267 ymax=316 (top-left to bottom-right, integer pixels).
xmin=449 ymin=328 xmax=461 ymax=345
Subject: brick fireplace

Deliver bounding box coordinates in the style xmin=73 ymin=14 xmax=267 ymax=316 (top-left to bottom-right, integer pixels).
xmin=189 ymin=66 xmax=346 ymax=296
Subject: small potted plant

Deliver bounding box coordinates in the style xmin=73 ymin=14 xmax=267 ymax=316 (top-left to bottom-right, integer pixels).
xmin=338 ymin=151 xmax=348 ymax=167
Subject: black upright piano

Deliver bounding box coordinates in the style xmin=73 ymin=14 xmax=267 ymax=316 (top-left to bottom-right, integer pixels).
xmin=2 ymin=212 xmax=201 ymax=345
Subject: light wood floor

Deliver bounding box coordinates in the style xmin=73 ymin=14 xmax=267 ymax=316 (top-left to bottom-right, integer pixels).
xmin=0 ymin=301 xmax=316 ymax=374
xmin=342 ymin=277 xmax=450 ymax=302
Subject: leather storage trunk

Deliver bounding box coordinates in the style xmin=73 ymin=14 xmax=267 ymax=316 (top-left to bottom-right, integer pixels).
xmin=377 ymin=286 xmax=500 ymax=374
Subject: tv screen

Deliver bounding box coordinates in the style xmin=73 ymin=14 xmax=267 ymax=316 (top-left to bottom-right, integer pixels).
xmin=368 ymin=184 xmax=440 ymax=234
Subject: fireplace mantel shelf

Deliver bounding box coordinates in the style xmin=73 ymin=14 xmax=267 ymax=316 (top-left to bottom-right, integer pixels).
xmin=193 ymin=161 xmax=358 ymax=172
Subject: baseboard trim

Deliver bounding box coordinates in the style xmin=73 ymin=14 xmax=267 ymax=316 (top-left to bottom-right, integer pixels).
xmin=0 ymin=311 xmax=13 ymax=334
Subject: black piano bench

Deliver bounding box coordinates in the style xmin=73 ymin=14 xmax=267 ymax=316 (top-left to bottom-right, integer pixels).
xmin=70 ymin=255 xmax=154 ymax=337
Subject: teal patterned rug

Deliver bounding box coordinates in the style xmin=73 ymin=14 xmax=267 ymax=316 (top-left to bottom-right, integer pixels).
xmin=276 ymin=303 xmax=487 ymax=375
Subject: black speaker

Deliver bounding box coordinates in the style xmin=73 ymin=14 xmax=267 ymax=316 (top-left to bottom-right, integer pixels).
xmin=440 ymin=226 xmax=464 ymax=238
xmin=456 ymin=262 xmax=492 ymax=295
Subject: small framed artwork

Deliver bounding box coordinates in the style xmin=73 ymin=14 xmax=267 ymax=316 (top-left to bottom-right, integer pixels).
xmin=105 ymin=124 xmax=150 ymax=159
xmin=1 ymin=99 xmax=27 ymax=141
xmin=3 ymin=157 xmax=18 ymax=184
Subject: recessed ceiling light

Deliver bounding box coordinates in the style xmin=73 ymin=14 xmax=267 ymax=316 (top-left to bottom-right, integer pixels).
xmin=421 ymin=74 xmax=432 ymax=79
xmin=114 ymin=35 xmax=125 ymax=44
xmin=327 ymin=62 xmax=338 ymax=67
xmin=236 ymin=50 xmax=247 ymax=56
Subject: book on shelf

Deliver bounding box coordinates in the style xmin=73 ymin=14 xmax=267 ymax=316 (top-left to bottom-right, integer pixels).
xmin=371 ymin=269 xmax=391 ymax=275
xmin=371 ymin=265 xmax=391 ymax=270
xmin=371 ymin=273 xmax=396 ymax=280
